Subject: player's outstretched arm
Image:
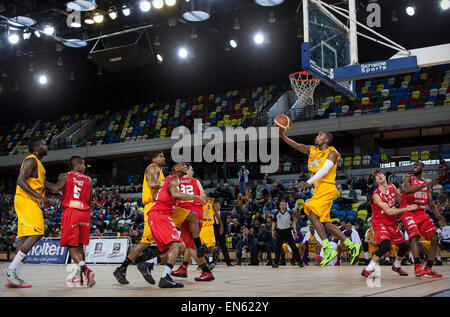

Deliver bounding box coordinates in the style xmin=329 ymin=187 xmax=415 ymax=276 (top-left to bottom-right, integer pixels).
xmin=45 ymin=173 xmax=67 ymax=193
xmin=373 ymin=194 xmax=418 ymax=215
xmin=275 ymin=124 xmax=310 ymax=155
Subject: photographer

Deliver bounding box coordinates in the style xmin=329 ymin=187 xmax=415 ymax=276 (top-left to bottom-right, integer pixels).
xmin=238 ymin=165 xmax=250 ymax=195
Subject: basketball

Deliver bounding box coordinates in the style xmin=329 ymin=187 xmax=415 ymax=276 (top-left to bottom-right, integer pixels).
xmin=274 ymin=115 xmax=291 ymax=131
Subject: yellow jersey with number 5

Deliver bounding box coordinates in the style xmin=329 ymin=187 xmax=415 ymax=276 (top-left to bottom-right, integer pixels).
xmin=202 ymin=201 xmax=215 ymax=226
xmin=307 ymin=146 xmax=340 ymax=185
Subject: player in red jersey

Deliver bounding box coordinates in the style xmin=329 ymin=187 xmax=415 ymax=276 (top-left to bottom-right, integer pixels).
xmin=400 ymin=161 xmax=446 ymax=278
xmin=171 ymin=163 xmax=215 ymax=282
xmin=46 ymin=156 xmax=95 ymax=287
xmin=148 ymin=162 xmax=212 ymax=288
xmin=361 ymin=169 xmax=418 ymax=279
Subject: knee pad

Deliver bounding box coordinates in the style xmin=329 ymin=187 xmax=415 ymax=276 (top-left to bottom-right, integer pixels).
xmin=374 ymin=239 xmax=391 ymax=258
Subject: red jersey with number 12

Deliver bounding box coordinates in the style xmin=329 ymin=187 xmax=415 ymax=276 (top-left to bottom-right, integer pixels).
xmin=61 ymin=172 xmax=91 ymax=211
xmin=151 ymin=174 xmax=179 ymax=215
xmin=178 ymin=177 xmax=202 ymax=210
xmin=371 ymin=184 xmax=398 ymax=225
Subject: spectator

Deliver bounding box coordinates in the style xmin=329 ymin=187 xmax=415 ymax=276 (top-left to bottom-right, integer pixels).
xmin=256 ymin=225 xmax=273 ymax=265
xmin=286 ymin=196 xmax=298 ymax=213
xmin=236 ymin=227 xmax=258 ymax=265
xmin=348 ymin=185 xmax=358 ymax=203
xmin=263 ymin=196 xmax=277 ymax=215
xmin=223 ymin=183 xmax=235 ymax=201
xmin=271 ymin=180 xmax=286 ymax=198
xmin=263 ymin=173 xmax=272 ymax=184
xmin=298 ymin=170 xmax=308 ymax=183
xmin=112 ymin=189 xmax=121 ymax=202
xmin=388 ymin=170 xmax=400 ymax=187
xmin=288 ymin=179 xmax=297 ymax=192
xmin=261 ymin=180 xmax=271 ymax=197
xmin=345 ymin=174 xmax=355 ymax=190
xmin=298 ymin=186 xmax=312 ymax=200
xmin=354 ymin=175 xmax=367 ymax=192
xmin=238 ymin=165 xmax=250 ymax=195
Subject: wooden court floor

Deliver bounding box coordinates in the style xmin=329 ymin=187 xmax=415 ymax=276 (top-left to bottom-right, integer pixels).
xmin=1 ymin=263 xmax=449 ymax=297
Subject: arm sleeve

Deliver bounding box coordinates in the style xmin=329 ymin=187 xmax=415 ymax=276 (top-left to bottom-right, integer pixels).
xmin=307 ymin=159 xmax=335 ymax=185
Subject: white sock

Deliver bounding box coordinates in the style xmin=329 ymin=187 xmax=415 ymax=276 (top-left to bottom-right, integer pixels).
xmin=161 ymin=265 xmax=172 ymax=278
xmin=8 ymin=251 xmax=26 ymax=271
xmin=437 ymin=256 xmax=441 ymax=261
xmin=15 ymin=260 xmax=24 ymax=275
xmin=79 ymin=261 xmax=86 ymax=267
xmin=385 ymin=257 xmax=390 ymax=262
xmin=209 ymin=257 xmax=213 ymax=263
xmin=145 ymin=257 xmax=158 ymax=265
xmin=366 ymin=260 xmax=377 ymax=271
xmin=364 ymin=252 xmax=369 ymax=260
xmin=394 ymin=259 xmax=402 ymax=268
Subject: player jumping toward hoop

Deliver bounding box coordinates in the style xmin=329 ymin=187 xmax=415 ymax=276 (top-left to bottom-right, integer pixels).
xmin=277 ymin=128 xmax=361 ymax=267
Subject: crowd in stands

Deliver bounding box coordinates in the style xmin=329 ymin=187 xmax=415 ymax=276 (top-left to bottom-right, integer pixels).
xmin=1 ymin=166 xmax=450 ymax=265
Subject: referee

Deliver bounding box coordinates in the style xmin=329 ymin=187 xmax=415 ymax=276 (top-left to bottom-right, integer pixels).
xmin=272 ymin=199 xmax=304 ymax=268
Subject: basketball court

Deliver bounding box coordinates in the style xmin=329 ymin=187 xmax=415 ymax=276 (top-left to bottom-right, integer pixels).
xmin=1 ymin=263 xmax=449 ymax=297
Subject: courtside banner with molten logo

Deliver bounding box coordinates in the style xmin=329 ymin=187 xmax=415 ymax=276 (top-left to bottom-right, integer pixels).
xmin=24 ymin=239 xmax=68 ymax=264
xmin=85 ymin=238 xmax=128 ymax=264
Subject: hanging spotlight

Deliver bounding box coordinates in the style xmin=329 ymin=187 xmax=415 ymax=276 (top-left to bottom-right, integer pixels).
xmin=140 ymin=0 xmax=152 ymax=12
xmin=122 ymin=4 xmax=131 ymax=16
xmin=233 ymin=18 xmax=240 ymax=30
xmin=23 ymin=30 xmax=32 ymax=40
xmin=190 ymin=28 xmax=198 ymax=39
xmin=43 ymin=24 xmax=55 ymax=35
xmin=108 ymin=6 xmax=118 ymax=19
xmin=38 ymin=75 xmax=48 ymax=85
xmin=254 ymin=32 xmax=264 ymax=44
xmin=8 ymin=31 xmax=20 ymax=45
xmin=66 ymin=1 xmax=97 ymax=11
xmin=93 ymin=12 xmax=104 ymax=23
xmin=152 ymin=0 xmax=164 ymax=9
xmin=178 ymin=47 xmax=188 ymax=58
xmin=405 ymin=5 xmax=415 ymax=16
xmin=70 ymin=20 xmax=82 ymax=28
xmin=229 ymin=38 xmax=238 ymax=48
xmin=254 ymin=0 xmax=285 ymax=6
xmin=441 ymin=0 xmax=450 ymax=10
xmin=84 ymin=13 xmax=95 ymax=24
xmin=34 ymin=30 xmax=41 ymax=38
xmin=156 ymin=53 xmax=164 ymax=64
xmin=268 ymin=11 xmax=276 ymax=23
xmin=165 ymin=0 xmax=176 ymax=6
xmin=153 ymin=35 xmax=161 ymax=46
xmin=391 ymin=10 xmax=398 ymax=22
xmin=181 ymin=0 xmax=211 ymax=22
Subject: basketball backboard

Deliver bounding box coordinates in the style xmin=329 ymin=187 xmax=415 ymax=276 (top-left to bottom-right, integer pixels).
xmin=301 ymin=0 xmax=450 ymax=98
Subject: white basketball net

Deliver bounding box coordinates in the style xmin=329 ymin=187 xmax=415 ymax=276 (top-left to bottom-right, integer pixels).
xmin=289 ymin=72 xmax=320 ymax=106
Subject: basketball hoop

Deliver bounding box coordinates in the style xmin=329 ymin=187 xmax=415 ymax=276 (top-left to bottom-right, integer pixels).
xmin=289 ymin=71 xmax=320 ymax=106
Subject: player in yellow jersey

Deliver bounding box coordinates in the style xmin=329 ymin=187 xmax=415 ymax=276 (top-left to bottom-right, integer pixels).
xmin=277 ymin=129 xmax=361 ymax=267
xmin=3 ymin=137 xmax=55 ymax=288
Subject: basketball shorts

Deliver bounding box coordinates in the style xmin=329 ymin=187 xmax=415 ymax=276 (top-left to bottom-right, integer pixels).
xmin=60 ymin=208 xmax=91 ymax=247
xmin=141 ymin=202 xmax=155 ymax=244
xmin=400 ymin=211 xmax=437 ymax=241
xmin=148 ymin=209 xmax=182 ymax=253
xmin=200 ymin=225 xmax=216 ymax=248
xmin=14 ymin=195 xmax=45 ymax=238
xmin=180 ymin=206 xmax=203 ymax=248
xmin=372 ymin=220 xmax=405 ymax=246
xmin=303 ymin=182 xmax=338 ymax=223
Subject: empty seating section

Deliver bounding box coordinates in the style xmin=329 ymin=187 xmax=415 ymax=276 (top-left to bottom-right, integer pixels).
xmin=317 ymin=65 xmax=450 ymax=119
xmin=0 ymin=113 xmax=88 ymax=156
xmin=93 ymin=85 xmax=281 ymax=145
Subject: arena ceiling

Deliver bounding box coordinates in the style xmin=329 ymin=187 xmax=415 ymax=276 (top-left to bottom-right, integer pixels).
xmin=0 ymin=0 xmax=449 ymax=122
